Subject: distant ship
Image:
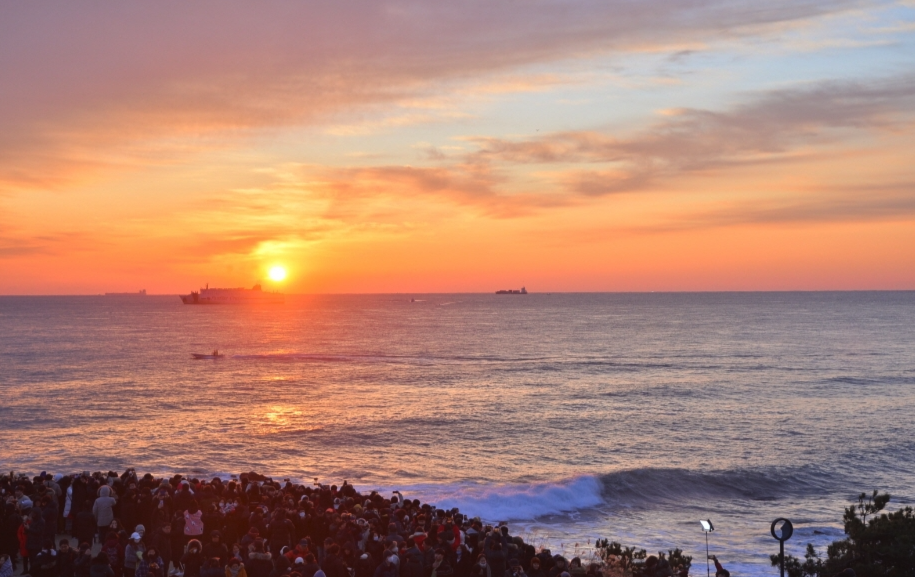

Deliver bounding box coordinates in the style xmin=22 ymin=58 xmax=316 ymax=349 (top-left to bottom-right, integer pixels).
xmin=180 ymin=284 xmax=284 ymax=305
xmin=105 ymin=289 xmax=146 ymax=296
xmin=496 ymin=287 xmax=528 ymax=294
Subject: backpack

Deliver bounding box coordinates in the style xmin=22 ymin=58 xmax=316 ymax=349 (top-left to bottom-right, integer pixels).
xmin=184 ymin=511 xmax=204 ymax=536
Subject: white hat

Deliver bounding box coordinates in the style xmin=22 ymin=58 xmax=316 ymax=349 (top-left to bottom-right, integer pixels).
xmin=295 ymin=558 xmax=304 ymax=564
xmin=131 ymin=532 xmax=142 ymax=540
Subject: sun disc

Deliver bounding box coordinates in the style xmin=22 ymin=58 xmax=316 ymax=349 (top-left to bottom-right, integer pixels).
xmin=269 ymin=266 xmax=287 ymax=281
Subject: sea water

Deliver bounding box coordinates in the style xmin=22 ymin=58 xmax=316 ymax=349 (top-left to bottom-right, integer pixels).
xmin=2 ymin=292 xmax=914 ymax=576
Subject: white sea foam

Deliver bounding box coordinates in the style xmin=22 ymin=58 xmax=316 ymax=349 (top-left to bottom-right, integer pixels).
xmin=378 ymin=476 xmax=605 ymax=521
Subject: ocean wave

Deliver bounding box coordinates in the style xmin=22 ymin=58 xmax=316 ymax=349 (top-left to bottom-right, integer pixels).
xmin=597 ymin=466 xmax=828 ymax=505
xmin=384 ymin=466 xmax=831 ymax=522
xmin=388 ymin=476 xmax=605 ymax=522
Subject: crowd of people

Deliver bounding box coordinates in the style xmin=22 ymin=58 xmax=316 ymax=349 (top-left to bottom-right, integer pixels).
xmin=1 ymin=470 xmax=620 ymax=577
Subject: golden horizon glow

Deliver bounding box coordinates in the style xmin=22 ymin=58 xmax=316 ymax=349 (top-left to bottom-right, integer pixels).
xmin=1 ymin=2 xmax=914 ymax=294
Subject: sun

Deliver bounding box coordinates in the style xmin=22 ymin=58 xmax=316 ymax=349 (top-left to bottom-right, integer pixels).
xmin=268 ymin=266 xmax=287 ymax=282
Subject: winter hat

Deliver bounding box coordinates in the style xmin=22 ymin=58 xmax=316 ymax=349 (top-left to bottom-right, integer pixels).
xmin=295 ymin=558 xmax=304 ymax=565
xmin=135 ymin=525 xmax=146 ymax=534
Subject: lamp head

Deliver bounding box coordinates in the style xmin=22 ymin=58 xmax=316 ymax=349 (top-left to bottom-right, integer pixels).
xmin=700 ymin=519 xmax=714 ymax=532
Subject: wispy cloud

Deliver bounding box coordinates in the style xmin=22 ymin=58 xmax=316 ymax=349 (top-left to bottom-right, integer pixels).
xmin=466 ymin=75 xmax=915 ymax=195
xmin=0 ymin=0 xmax=870 ymax=191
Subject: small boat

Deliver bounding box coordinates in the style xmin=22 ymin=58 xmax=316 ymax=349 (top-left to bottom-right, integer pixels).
xmin=191 ymin=350 xmax=224 ymax=359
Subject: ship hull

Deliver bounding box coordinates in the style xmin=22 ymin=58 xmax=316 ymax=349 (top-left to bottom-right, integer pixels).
xmin=180 ymin=284 xmax=284 ymax=305
xmin=180 ymin=294 xmax=284 ymax=304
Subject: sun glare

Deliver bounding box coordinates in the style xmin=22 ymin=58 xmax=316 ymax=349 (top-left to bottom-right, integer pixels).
xmin=268 ymin=266 xmax=287 ymax=282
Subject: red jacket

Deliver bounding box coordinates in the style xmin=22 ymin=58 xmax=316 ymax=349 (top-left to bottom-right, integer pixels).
xmin=18 ymin=524 xmax=28 ymax=557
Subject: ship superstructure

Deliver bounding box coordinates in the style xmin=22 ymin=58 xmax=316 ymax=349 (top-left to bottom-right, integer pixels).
xmin=180 ymin=284 xmax=283 ymax=305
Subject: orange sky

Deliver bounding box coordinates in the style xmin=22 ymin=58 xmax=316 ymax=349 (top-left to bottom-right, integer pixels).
xmin=1 ymin=1 xmax=914 ymax=293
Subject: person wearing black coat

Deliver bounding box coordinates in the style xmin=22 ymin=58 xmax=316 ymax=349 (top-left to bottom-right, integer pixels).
xmin=200 ymin=557 xmax=224 ymax=577
xmin=483 ymin=544 xmax=505 ymax=577
xmin=26 ymin=510 xmax=46 ymax=566
xmin=354 ymin=553 xmax=375 ymax=577
xmin=150 ymin=524 xmax=174 ymax=575
xmin=75 ymin=544 xmax=93 ymax=577
xmin=267 ymin=511 xmax=295 ymax=558
xmin=244 ymin=541 xmax=273 ymax=577
xmin=203 ymin=531 xmax=229 ymax=567
xmin=89 ymin=552 xmax=116 ymax=577
xmin=374 ymin=555 xmax=398 ymax=577
xmin=33 ymin=541 xmax=58 ymax=577
xmin=0 ymin=505 xmax=22 ymax=569
xmin=526 ymin=558 xmax=546 ymax=577
xmin=182 ymin=539 xmax=205 ymax=577
xmin=402 ymin=542 xmax=425 ymax=577
xmin=58 ymin=539 xmax=80 ymax=577
xmin=75 ymin=510 xmax=97 ymax=548
xmin=41 ymin=496 xmax=59 ymax=545
xmin=321 ymin=545 xmax=348 ymax=577
xmin=299 ymin=553 xmax=321 ymax=577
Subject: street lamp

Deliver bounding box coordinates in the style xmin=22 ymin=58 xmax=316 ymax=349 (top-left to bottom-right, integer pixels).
xmin=700 ymin=520 xmax=714 ymax=577
xmin=771 ymin=518 xmax=794 ymax=577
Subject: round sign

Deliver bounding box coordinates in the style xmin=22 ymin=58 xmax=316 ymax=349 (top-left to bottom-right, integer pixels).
xmin=771 ymin=518 xmax=794 ymax=542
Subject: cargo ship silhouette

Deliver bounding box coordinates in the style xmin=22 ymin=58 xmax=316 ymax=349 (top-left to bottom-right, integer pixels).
xmin=496 ymin=287 xmax=527 ymax=294
xmin=180 ymin=283 xmax=283 ymax=304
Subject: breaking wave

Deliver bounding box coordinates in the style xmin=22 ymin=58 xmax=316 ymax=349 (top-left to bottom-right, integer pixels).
xmin=391 ymin=466 xmax=832 ymax=521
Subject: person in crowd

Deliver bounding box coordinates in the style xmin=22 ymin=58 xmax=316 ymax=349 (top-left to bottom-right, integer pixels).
xmin=548 ymin=556 xmax=568 ymax=577
xmin=471 ymin=554 xmax=490 ymax=577
xmin=528 ymin=557 xmax=545 ymax=577
xmin=245 ymin=540 xmax=273 ymax=577
xmin=75 ymin=543 xmax=94 ymax=577
xmin=136 ymin=547 xmax=166 ymax=577
xmin=372 ymin=554 xmax=397 ymax=577
xmin=431 ymin=549 xmax=454 ymax=577
xmin=484 ymin=542 xmax=506 ymax=577
xmin=33 ymin=539 xmax=58 ymax=577
xmin=567 ymin=558 xmax=586 ymax=577
xmin=0 ymin=554 xmax=12 ymax=577
xmin=201 ymin=557 xmax=224 ymax=577
xmin=711 ymin=556 xmax=729 ymax=577
xmin=184 ymin=503 xmax=205 ymax=547
xmin=125 ymin=532 xmax=147 ymax=577
xmin=90 ymin=552 xmax=116 ymax=577
xmin=182 ymin=540 xmax=205 ymax=577
xmin=203 ymin=531 xmax=229 ymax=567
xmin=59 ymin=538 xmax=80 ymax=577
xmin=508 ymin=559 xmax=527 ymax=577
xmin=226 ymin=557 xmax=248 ymax=577
xmin=93 ymin=487 xmax=117 ymax=543
xmin=151 ymin=523 xmax=173 ymax=576
xmin=100 ymin=531 xmax=123 ymax=577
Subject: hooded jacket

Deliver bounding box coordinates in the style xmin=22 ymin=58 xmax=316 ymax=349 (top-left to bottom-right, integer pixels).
xmin=182 ymin=540 xmax=205 ymax=577
xmin=245 ymin=551 xmax=273 ymax=577
xmin=92 ymin=487 xmax=117 ymax=528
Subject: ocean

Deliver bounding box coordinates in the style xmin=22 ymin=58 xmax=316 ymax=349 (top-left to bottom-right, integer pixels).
xmin=2 ymin=292 xmax=914 ymax=576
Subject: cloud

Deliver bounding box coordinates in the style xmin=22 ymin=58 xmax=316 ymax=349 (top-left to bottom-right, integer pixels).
xmin=0 ymin=231 xmax=99 ymax=259
xmin=0 ymin=0 xmax=870 ymax=191
xmin=639 ymin=182 xmax=915 ymax=232
xmin=469 ymin=75 xmax=915 ymax=195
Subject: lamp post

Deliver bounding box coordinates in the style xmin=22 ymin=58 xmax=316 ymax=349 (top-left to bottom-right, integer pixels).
xmin=771 ymin=518 xmax=794 ymax=577
xmin=700 ymin=520 xmax=714 ymax=577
